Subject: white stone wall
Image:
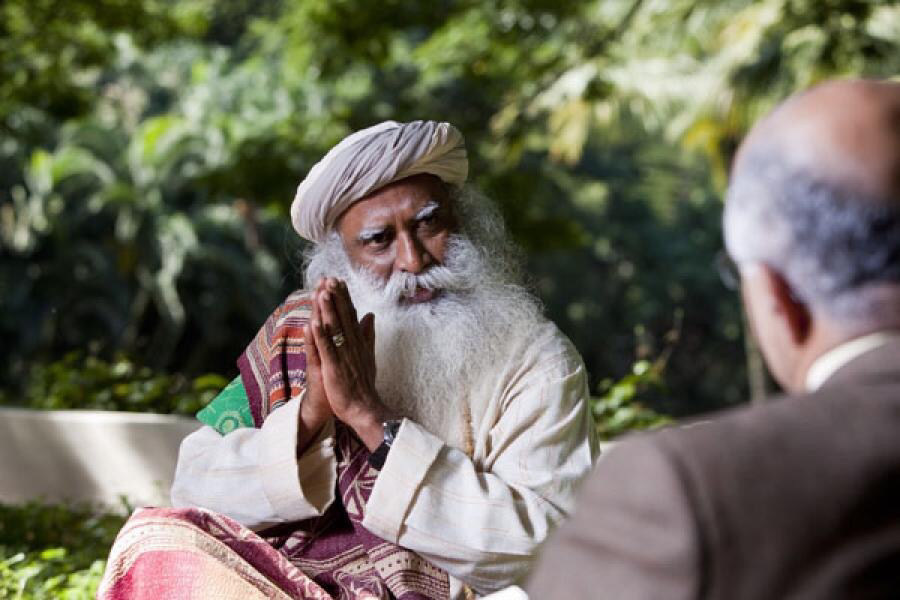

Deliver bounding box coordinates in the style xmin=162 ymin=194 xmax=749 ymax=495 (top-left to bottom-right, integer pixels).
xmin=0 ymin=408 xmax=198 ymax=508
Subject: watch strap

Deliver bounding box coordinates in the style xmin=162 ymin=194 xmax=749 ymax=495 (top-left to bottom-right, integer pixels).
xmin=368 ymin=419 xmax=402 ymax=470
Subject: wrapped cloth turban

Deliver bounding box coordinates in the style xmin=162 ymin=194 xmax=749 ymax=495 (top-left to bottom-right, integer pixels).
xmin=291 ymin=120 xmax=468 ymax=243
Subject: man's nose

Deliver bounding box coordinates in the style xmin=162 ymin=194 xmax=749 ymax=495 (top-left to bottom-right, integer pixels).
xmin=395 ymin=233 xmax=431 ymax=274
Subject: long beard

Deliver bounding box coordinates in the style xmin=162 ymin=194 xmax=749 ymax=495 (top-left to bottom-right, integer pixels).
xmin=305 ymin=228 xmax=543 ymax=450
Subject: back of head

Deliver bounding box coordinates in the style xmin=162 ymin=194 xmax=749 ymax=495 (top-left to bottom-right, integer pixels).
xmin=725 ymin=80 xmax=900 ymax=325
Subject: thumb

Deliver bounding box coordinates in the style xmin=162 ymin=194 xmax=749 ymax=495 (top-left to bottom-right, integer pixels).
xmin=304 ymin=323 xmax=321 ymax=367
xmin=360 ymin=312 xmax=376 ymax=356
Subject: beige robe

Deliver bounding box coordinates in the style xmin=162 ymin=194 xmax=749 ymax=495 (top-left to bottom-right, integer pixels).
xmin=172 ymin=320 xmax=598 ymax=598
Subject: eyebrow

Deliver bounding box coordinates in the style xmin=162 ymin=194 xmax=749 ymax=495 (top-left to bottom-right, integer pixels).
xmin=356 ymin=200 xmax=442 ymax=243
xmin=357 ymin=227 xmax=387 ymax=243
xmin=414 ymin=201 xmax=440 ymax=221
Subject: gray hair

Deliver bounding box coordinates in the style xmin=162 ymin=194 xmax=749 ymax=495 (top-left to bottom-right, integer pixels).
xmin=302 ymin=184 xmax=528 ymax=291
xmin=724 ymin=154 xmax=900 ymax=318
xmin=296 ymin=184 xmax=543 ymax=449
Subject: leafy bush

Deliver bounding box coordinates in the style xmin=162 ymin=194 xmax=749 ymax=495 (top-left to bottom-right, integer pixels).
xmin=0 ymin=502 xmax=127 ymax=599
xmin=8 ymin=352 xmax=227 ymax=415
xmin=9 ymin=349 xmax=675 ymax=436
xmin=592 ymin=359 xmax=672 ymax=441
xmin=1 ymin=547 xmax=106 ymax=599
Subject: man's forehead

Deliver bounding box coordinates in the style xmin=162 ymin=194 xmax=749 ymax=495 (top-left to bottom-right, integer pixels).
xmin=337 ymin=174 xmax=452 ymax=230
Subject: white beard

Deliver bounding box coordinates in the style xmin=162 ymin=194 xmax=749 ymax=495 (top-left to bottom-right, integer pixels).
xmin=346 ymin=236 xmax=542 ymax=450
xmin=304 ymin=210 xmax=543 ymax=450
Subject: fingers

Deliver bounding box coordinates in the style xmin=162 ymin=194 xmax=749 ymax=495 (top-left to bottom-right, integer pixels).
xmin=303 ymin=321 xmax=320 ymax=368
xmin=311 ymin=278 xmax=368 ymax=368
xmin=311 ymin=313 xmax=338 ymax=364
xmin=307 ymin=283 xmax=320 ymax=367
xmin=360 ymin=312 xmax=376 ymax=357
xmin=325 ymin=279 xmax=361 ymax=348
xmin=317 ymin=282 xmax=342 ymax=339
xmin=310 ymin=279 xmax=338 ymax=362
xmin=334 ymin=279 xmax=359 ymax=323
xmin=308 ymin=280 xmax=325 ymax=367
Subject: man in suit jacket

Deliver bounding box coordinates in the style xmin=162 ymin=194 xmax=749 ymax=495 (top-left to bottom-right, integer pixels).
xmin=527 ymin=79 xmax=900 ymax=599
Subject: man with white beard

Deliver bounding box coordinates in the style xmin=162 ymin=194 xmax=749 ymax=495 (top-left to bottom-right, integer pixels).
xmin=100 ymin=120 xmax=596 ymax=600
xmin=301 ymin=184 xmax=550 ymax=453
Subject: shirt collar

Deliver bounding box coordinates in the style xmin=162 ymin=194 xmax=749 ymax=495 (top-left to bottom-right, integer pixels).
xmin=805 ymin=331 xmax=900 ymax=392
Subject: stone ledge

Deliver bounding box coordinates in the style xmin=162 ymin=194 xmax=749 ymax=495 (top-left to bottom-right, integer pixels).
xmin=0 ymin=408 xmax=199 ymax=508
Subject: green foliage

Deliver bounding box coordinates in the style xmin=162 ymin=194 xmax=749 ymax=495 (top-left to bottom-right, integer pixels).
xmin=0 ymin=550 xmax=105 ymax=599
xmin=0 ymin=502 xmax=126 ymax=599
xmin=592 ymin=313 xmax=679 ymax=439
xmin=593 ymin=359 xmax=673 ymax=441
xmin=2 ymin=0 xmax=897 ymax=416
xmin=5 ymin=352 xmax=226 ymax=414
xmin=1 ymin=43 xmax=292 ymax=381
xmin=0 ymin=0 xmax=209 ymax=122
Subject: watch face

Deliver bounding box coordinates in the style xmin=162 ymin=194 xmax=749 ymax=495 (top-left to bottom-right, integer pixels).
xmin=369 ymin=419 xmax=402 ymax=471
xmin=384 ymin=419 xmax=402 ymax=443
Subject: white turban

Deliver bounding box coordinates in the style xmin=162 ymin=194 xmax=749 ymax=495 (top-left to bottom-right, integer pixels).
xmin=291 ymin=120 xmax=468 ymax=243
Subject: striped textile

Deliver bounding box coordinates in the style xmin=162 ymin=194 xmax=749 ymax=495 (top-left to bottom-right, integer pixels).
xmin=261 ymin=422 xmax=450 ymax=599
xmin=238 ymin=289 xmax=313 ymax=426
xmin=101 ymin=289 xmax=450 ymax=599
xmin=195 ymin=375 xmax=255 ymax=433
xmin=98 ymin=507 xmax=335 ymax=600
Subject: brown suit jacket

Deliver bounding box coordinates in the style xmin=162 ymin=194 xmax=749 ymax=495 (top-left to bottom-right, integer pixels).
xmin=527 ymin=339 xmax=900 ymax=600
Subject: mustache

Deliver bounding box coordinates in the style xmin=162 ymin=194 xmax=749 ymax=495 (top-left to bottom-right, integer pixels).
xmin=348 ymin=235 xmax=481 ymax=305
xmin=382 ymin=264 xmax=472 ymax=301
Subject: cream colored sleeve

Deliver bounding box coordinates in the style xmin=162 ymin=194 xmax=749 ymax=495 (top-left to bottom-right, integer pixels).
xmin=362 ymin=351 xmax=597 ymax=595
xmin=170 ymin=393 xmax=338 ymax=531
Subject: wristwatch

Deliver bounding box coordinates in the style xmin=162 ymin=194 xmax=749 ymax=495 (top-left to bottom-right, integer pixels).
xmin=368 ymin=418 xmax=402 ymax=470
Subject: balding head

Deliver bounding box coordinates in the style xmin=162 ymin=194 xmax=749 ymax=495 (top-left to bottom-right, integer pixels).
xmin=725 ymin=79 xmax=900 ymax=322
xmin=724 ymin=79 xmax=900 ymax=392
xmin=735 ymin=79 xmax=900 ymax=202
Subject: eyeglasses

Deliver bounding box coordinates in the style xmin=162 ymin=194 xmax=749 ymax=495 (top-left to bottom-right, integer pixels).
xmin=715 ymin=250 xmax=741 ymax=291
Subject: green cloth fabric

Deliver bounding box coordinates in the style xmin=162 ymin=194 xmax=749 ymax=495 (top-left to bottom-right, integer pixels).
xmin=196 ymin=376 xmax=254 ymax=435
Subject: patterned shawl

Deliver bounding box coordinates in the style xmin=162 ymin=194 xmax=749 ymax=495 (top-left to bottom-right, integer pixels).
xmin=238 ymin=290 xmax=450 ymax=599
xmin=100 ymin=290 xmax=451 ymax=600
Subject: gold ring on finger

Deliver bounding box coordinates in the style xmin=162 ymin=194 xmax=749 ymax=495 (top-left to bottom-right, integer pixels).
xmin=332 ymin=332 xmax=346 ymax=347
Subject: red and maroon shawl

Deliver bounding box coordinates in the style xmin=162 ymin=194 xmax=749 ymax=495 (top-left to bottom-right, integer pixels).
xmin=100 ymin=291 xmax=450 ymax=600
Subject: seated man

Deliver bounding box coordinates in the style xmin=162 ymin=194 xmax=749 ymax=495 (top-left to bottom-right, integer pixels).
xmin=99 ymin=120 xmax=597 ymax=599
xmin=527 ymin=80 xmax=900 ymax=599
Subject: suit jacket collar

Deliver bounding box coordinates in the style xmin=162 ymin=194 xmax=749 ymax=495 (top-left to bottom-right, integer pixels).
xmin=820 ymin=334 xmax=900 ymax=389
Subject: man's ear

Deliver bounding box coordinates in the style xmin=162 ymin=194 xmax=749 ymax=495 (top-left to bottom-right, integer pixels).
xmin=760 ymin=265 xmax=812 ymax=346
